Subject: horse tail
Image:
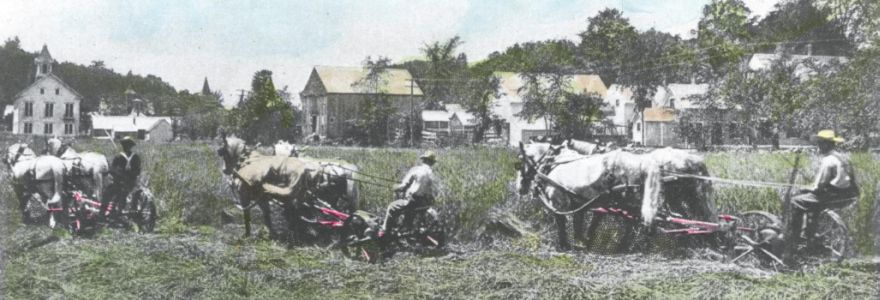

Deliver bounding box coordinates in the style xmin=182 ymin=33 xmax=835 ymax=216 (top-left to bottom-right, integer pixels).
xmin=49 ymin=158 xmax=65 ymax=205
xmin=640 ymin=161 xmax=663 ymax=226
xmin=345 ymin=164 xmax=360 ymax=210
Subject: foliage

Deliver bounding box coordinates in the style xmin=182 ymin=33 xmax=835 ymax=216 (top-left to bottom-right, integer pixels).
xmin=473 ymin=40 xmax=578 ymax=74
xmin=577 ymin=8 xmax=638 ymax=86
xmin=231 ymin=70 xmax=296 ymax=144
xmin=464 ymin=70 xmax=502 ymax=143
xmin=697 ymin=0 xmax=754 ymax=78
xmin=351 ymin=56 xmax=398 ymax=146
xmin=419 ymin=36 xmax=469 ymax=109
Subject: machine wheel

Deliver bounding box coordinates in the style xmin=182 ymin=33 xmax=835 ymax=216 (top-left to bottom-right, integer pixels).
xmin=812 ymin=210 xmax=852 ymax=263
xmin=133 ymin=189 xmax=157 ymax=233
xmin=733 ymin=210 xmax=784 ymax=268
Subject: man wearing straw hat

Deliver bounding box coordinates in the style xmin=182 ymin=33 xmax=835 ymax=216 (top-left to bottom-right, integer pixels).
xmin=790 ymin=130 xmax=859 ymax=243
xmin=380 ymin=151 xmax=437 ymax=237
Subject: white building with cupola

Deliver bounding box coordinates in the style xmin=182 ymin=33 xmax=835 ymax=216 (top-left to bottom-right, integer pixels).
xmin=9 ymin=45 xmax=82 ymax=136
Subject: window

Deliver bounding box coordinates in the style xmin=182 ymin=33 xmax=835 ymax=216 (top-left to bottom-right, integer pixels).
xmin=24 ymin=102 xmax=33 ymax=117
xmin=41 ymin=64 xmax=48 ymax=74
xmin=44 ymin=103 xmax=54 ymax=118
xmin=40 ymin=88 xmax=45 ymax=95
xmin=43 ymin=123 xmax=53 ymax=135
xmin=669 ymin=98 xmax=676 ymax=109
xmin=615 ymin=99 xmax=620 ymax=107
xmin=23 ymin=122 xmax=32 ymax=134
xmin=64 ymin=103 xmax=74 ymax=118
xmin=64 ymin=123 xmax=74 ymax=135
xmin=55 ymin=88 xmax=60 ymax=95
xmin=636 ymin=122 xmax=641 ymax=131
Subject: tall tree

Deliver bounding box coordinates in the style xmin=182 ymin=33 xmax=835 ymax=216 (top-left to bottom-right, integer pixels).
xmin=352 ymin=56 xmax=397 ymax=146
xmin=697 ymin=0 xmax=754 ymax=78
xmin=464 ymin=70 xmax=501 ymax=143
xmin=234 ymin=70 xmax=295 ymax=144
xmin=577 ymin=8 xmax=638 ymax=85
xmin=420 ymin=36 xmax=469 ymax=109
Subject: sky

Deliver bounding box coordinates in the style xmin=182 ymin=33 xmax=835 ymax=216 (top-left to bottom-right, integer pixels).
xmin=0 ymin=0 xmax=779 ymax=107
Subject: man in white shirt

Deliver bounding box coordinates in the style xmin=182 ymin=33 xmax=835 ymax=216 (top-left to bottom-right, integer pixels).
xmin=380 ymin=151 xmax=437 ymax=237
xmin=790 ymin=130 xmax=859 ymax=242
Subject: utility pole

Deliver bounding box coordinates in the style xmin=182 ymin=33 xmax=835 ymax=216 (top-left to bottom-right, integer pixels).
xmin=409 ymin=78 xmax=415 ymax=147
xmin=236 ymin=89 xmax=248 ymax=107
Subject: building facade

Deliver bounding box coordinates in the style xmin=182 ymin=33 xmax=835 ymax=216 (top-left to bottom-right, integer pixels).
xmin=11 ymin=45 xmax=82 ymax=136
xmin=299 ymin=66 xmax=424 ymax=139
xmin=491 ymin=72 xmax=608 ymax=146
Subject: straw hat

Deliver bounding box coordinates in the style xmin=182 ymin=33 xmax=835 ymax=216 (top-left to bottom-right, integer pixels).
xmin=815 ymin=130 xmax=844 ymax=143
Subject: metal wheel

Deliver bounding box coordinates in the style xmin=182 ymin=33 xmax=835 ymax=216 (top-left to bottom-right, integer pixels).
xmin=811 ymin=210 xmax=852 ymax=263
xmin=733 ymin=210 xmax=784 ymax=268
xmin=415 ymin=208 xmax=446 ymax=250
xmin=133 ymin=189 xmax=157 ymax=233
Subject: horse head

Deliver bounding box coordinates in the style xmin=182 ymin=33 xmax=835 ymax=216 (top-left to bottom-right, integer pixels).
xmin=515 ymin=142 xmax=560 ymax=195
xmin=217 ymin=135 xmax=247 ymax=175
xmin=5 ymin=143 xmax=35 ymax=167
xmin=47 ymin=137 xmax=67 ymax=157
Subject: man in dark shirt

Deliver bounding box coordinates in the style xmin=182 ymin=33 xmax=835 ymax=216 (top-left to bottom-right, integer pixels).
xmin=102 ymin=136 xmax=141 ymax=218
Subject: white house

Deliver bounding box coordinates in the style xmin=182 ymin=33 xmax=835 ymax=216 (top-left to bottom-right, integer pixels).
xmin=90 ymin=97 xmax=174 ymax=142
xmin=748 ymin=53 xmax=848 ymax=80
xmin=491 ymin=72 xmax=608 ymax=146
xmin=602 ymin=84 xmax=637 ymax=136
xmin=10 ymin=45 xmax=82 ymax=136
xmin=631 ymin=83 xmax=708 ymax=146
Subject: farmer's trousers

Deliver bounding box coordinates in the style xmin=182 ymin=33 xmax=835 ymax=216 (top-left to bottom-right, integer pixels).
xmin=382 ymin=194 xmax=433 ymax=233
xmin=790 ymin=189 xmax=857 ymax=241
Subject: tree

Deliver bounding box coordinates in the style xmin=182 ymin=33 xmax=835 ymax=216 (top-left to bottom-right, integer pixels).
xmin=420 ymin=36 xmax=468 ymax=109
xmin=464 ymin=70 xmax=501 ymax=143
xmin=352 ymin=56 xmax=397 ymax=146
xmin=234 ymin=70 xmax=296 ymax=144
xmin=577 ymin=8 xmax=638 ymax=85
xmin=697 ymin=0 xmax=754 ymax=78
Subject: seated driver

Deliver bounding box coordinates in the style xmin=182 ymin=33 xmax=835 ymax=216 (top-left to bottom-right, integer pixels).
xmin=380 ymin=151 xmax=437 ymax=237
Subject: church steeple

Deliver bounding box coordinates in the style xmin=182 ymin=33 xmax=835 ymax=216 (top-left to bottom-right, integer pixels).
xmin=34 ymin=44 xmax=55 ymax=81
xmin=201 ymin=77 xmax=212 ymax=95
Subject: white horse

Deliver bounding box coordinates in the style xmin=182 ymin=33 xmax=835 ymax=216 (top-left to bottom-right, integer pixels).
xmin=47 ymin=138 xmax=109 ymax=201
xmin=516 ymin=145 xmax=663 ymax=250
xmin=4 ymin=143 xmax=67 ymax=226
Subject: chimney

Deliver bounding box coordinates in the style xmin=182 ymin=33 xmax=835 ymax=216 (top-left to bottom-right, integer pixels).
xmin=806 ymin=44 xmax=813 ymax=56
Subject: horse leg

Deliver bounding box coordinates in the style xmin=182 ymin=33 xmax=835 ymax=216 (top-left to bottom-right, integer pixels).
xmin=13 ymin=184 xmax=29 ymax=224
xmin=259 ymin=200 xmax=276 ymax=240
xmin=616 ymin=218 xmax=637 ymax=253
xmin=555 ymin=214 xmax=570 ymax=251
xmin=573 ymin=210 xmax=586 ymax=245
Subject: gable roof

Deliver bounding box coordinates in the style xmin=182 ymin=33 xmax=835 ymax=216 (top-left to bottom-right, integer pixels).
xmin=494 ymin=72 xmax=608 ymax=103
xmin=306 ymin=66 xmax=423 ymax=96
xmin=14 ymin=73 xmax=84 ymax=100
xmin=3 ymin=105 xmax=13 ymax=117
xmin=644 ymin=107 xmax=676 ymax=122
xmin=421 ymin=110 xmax=451 ymax=122
xmin=748 ymin=53 xmax=848 ymax=79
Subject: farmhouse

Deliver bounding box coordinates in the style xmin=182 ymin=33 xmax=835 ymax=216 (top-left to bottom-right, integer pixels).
xmin=90 ymin=98 xmax=173 ymax=142
xmin=491 ymin=72 xmax=607 ymax=146
xmin=299 ymin=66 xmax=424 ymax=139
xmin=9 ymin=45 xmax=82 ymax=136
xmin=630 ymin=83 xmax=709 ymax=147
xmin=420 ymin=104 xmax=478 ymax=145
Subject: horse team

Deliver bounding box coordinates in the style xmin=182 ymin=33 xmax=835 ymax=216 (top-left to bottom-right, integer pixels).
xmin=7 ymin=134 xmax=717 ymax=255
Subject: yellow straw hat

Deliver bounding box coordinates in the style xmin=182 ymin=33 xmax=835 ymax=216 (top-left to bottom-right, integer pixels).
xmin=815 ymin=130 xmax=844 ymax=143
xmin=419 ymin=151 xmax=436 ymax=162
